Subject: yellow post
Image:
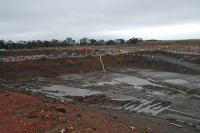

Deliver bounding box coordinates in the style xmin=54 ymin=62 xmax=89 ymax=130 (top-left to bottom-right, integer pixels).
xmin=99 ymin=54 xmax=106 ymax=72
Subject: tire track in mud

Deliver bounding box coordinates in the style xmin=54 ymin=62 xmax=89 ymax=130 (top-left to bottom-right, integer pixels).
xmin=119 ymin=97 xmax=171 ymax=116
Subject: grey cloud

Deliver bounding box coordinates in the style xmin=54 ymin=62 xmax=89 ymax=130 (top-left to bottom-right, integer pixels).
xmin=0 ymin=0 xmax=200 ymax=40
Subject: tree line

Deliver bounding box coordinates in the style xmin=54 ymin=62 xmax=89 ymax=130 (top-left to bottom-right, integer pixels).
xmin=0 ymin=37 xmax=143 ymax=50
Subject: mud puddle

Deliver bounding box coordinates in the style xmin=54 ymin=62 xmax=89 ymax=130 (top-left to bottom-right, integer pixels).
xmin=164 ymin=79 xmax=189 ymax=84
xmin=139 ymin=70 xmax=200 ymax=89
xmin=30 ymin=85 xmax=101 ymax=101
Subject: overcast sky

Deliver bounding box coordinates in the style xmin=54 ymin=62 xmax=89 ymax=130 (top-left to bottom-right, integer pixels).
xmin=0 ymin=0 xmax=200 ymax=41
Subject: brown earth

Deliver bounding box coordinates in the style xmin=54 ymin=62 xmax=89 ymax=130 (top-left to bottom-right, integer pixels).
xmin=0 ymin=55 xmax=134 ymax=81
xmin=0 ymin=90 xmax=198 ymax=133
xmin=0 ymin=91 xmax=135 ymax=133
xmin=0 ymin=54 xmax=197 ymax=82
xmin=1 ymin=54 xmax=199 ymax=133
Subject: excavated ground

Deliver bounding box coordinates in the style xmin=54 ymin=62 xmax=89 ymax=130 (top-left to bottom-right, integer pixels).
xmin=0 ymin=52 xmax=200 ymax=133
xmin=0 ymin=90 xmax=135 ymax=133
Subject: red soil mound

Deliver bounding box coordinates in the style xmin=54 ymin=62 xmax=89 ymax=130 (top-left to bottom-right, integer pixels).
xmin=0 ymin=91 xmax=135 ymax=133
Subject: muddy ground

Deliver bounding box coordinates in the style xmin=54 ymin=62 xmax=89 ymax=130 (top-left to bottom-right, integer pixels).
xmin=0 ymin=52 xmax=200 ymax=133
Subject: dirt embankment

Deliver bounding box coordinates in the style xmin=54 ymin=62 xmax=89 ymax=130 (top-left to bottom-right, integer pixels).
xmin=131 ymin=56 xmax=198 ymax=74
xmin=131 ymin=51 xmax=200 ymax=74
xmin=0 ymin=55 xmax=134 ymax=80
xmin=0 ymin=49 xmax=55 ymax=57
xmin=0 ymin=49 xmax=82 ymax=57
xmin=140 ymin=50 xmax=200 ymax=65
xmin=0 ymin=91 xmax=134 ymax=133
xmin=0 ymin=54 xmax=198 ymax=81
